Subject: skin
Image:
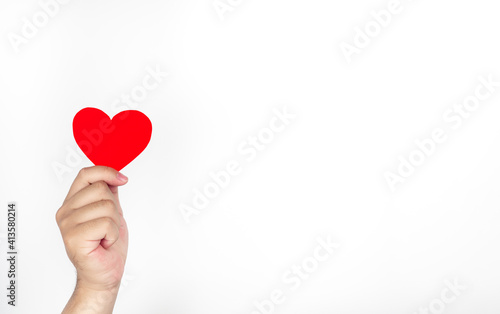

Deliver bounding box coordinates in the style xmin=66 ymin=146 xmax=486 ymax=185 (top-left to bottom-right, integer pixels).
xmin=55 ymin=166 xmax=129 ymax=313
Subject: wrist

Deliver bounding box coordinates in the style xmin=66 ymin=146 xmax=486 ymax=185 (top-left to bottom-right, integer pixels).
xmin=62 ymin=281 xmax=119 ymax=314
xmin=76 ymin=277 xmax=121 ymax=294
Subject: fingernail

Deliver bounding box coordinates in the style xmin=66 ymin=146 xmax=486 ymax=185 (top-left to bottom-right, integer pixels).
xmin=117 ymin=172 xmax=128 ymax=182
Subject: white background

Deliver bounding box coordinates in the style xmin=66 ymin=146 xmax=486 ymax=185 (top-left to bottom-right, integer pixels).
xmin=1 ymin=0 xmax=500 ymax=313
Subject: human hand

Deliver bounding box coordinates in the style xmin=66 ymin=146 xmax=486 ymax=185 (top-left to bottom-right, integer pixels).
xmin=56 ymin=166 xmax=129 ymax=299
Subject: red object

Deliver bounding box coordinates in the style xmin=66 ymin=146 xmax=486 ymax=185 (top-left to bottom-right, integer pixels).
xmin=73 ymin=107 xmax=152 ymax=171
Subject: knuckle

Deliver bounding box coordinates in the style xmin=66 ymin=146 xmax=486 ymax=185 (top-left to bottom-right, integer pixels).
xmin=93 ymin=181 xmax=109 ymax=193
xmin=78 ymin=167 xmax=88 ymax=177
xmin=58 ymin=217 xmax=69 ymax=230
xmin=55 ymin=206 xmax=69 ymax=225
xmin=93 ymin=180 xmax=105 ymax=189
xmin=55 ymin=208 xmax=62 ymax=223
xmin=98 ymin=199 xmax=116 ymax=214
xmin=102 ymin=217 xmax=116 ymax=229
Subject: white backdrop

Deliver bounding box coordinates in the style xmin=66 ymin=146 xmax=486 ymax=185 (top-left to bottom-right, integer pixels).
xmin=1 ymin=0 xmax=500 ymax=313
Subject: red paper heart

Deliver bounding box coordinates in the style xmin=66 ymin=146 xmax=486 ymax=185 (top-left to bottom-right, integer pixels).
xmin=73 ymin=107 xmax=152 ymax=171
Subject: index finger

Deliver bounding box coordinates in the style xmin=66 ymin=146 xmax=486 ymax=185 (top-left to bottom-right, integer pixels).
xmin=64 ymin=166 xmax=128 ymax=203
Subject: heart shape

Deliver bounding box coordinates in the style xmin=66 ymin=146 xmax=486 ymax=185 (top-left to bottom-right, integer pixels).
xmin=73 ymin=107 xmax=152 ymax=171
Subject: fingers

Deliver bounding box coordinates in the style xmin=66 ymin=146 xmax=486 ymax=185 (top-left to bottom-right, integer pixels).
xmin=66 ymin=217 xmax=120 ymax=254
xmin=56 ymin=166 xmax=127 ymax=257
xmin=64 ymin=181 xmax=118 ymax=214
xmin=58 ymin=200 xmax=122 ymax=233
xmin=64 ymin=166 xmax=128 ymax=203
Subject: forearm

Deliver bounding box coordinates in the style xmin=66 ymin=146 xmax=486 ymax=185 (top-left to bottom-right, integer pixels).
xmin=62 ymin=284 xmax=119 ymax=314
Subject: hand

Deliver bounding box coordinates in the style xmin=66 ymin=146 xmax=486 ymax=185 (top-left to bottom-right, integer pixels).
xmin=56 ymin=166 xmax=129 ymax=312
